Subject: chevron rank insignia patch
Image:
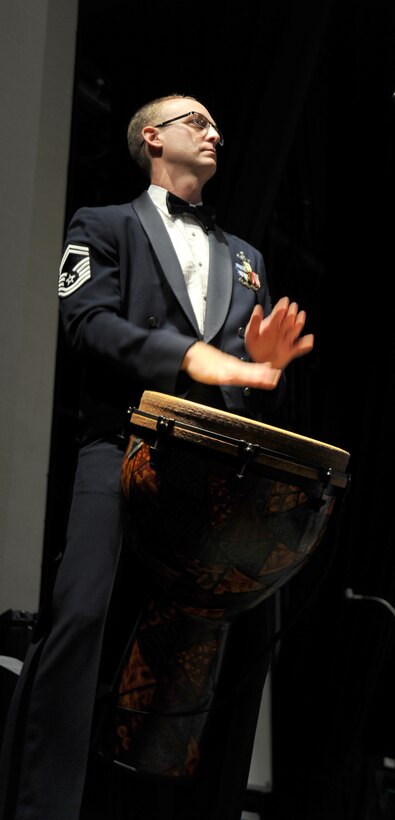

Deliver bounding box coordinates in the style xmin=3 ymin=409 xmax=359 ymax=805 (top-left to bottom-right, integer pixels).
xmin=58 ymin=244 xmax=91 ymax=297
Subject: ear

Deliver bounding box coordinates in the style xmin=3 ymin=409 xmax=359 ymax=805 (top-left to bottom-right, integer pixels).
xmin=141 ymin=126 xmax=162 ymax=148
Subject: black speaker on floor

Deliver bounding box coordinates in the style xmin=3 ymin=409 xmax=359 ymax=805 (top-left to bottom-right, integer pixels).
xmin=0 ymin=609 xmax=36 ymax=744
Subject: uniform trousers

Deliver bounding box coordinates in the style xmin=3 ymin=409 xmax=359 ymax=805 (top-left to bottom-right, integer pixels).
xmin=0 ymin=428 xmax=275 ymax=820
xmin=0 ymin=437 xmax=127 ymax=820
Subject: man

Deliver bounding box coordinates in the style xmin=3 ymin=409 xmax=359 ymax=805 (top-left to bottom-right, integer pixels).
xmin=0 ymin=93 xmax=313 ymax=820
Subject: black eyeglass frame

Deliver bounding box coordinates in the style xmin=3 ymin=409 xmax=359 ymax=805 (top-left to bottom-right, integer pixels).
xmin=139 ymin=111 xmax=224 ymax=147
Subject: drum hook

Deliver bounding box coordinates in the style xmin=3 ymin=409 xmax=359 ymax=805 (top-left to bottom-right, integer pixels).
xmin=307 ymin=466 xmax=334 ymax=510
xmin=321 ymin=466 xmax=333 ymax=493
xmin=236 ymin=440 xmax=258 ymax=481
xmin=149 ymin=415 xmax=174 ymax=466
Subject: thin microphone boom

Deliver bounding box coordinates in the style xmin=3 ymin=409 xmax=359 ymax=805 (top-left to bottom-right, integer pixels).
xmin=345 ymin=587 xmax=395 ymax=618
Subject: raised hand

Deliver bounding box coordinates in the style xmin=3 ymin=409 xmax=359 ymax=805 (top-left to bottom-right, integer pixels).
xmin=245 ymin=297 xmax=314 ymax=369
xmin=181 ymin=341 xmax=282 ymax=390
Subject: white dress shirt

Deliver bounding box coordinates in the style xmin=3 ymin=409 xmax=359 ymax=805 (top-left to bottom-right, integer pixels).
xmin=148 ymin=184 xmax=210 ymax=334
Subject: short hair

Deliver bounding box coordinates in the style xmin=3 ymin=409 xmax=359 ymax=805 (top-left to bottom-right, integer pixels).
xmin=127 ymin=93 xmax=198 ymax=177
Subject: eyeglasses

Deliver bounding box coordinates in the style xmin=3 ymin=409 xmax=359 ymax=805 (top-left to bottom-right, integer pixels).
xmin=140 ymin=111 xmax=224 ymax=147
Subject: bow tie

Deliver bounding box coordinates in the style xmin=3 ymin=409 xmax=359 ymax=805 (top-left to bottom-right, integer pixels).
xmin=166 ymin=192 xmax=216 ymax=233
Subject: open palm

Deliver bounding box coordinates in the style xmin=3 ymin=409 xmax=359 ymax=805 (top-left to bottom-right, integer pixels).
xmin=245 ymin=297 xmax=314 ymax=369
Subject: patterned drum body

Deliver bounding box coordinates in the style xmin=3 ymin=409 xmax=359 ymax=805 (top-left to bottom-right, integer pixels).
xmin=101 ymin=392 xmax=350 ymax=779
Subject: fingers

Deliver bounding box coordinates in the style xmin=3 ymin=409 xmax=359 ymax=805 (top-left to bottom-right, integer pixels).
xmin=276 ymin=301 xmax=309 ymax=340
xmin=279 ymin=303 xmax=314 ymax=361
xmin=268 ymin=297 xmax=290 ymax=330
xmin=291 ymin=333 xmax=315 ymax=358
xmin=245 ymin=304 xmax=263 ymax=337
xmin=225 ymin=354 xmax=282 ymax=390
xmin=271 ymin=296 xmax=290 ymax=317
xmin=287 ymin=307 xmax=306 ymax=341
xmin=251 ymin=298 xmax=307 ymax=337
xmin=241 ymin=362 xmax=282 ymax=389
xmin=267 ymin=298 xmax=306 ymax=337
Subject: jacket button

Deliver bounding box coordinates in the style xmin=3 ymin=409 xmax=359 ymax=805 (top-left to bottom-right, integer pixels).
xmin=237 ymin=326 xmax=245 ymax=338
xmin=148 ymin=316 xmax=159 ymax=328
xmin=243 ymin=387 xmax=251 ymax=397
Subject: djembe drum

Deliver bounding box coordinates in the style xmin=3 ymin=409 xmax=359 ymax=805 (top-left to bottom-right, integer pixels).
xmin=100 ymin=391 xmax=350 ymax=780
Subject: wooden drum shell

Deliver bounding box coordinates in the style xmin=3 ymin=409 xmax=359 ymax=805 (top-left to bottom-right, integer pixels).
xmin=100 ymin=392 xmax=350 ymax=779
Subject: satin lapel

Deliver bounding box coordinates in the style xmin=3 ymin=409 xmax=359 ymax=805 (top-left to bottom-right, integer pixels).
xmin=131 ymin=192 xmax=200 ymax=335
xmin=203 ymin=228 xmax=233 ymax=343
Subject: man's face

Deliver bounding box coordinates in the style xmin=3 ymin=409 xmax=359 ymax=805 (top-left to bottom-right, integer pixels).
xmin=154 ymin=97 xmax=222 ymax=183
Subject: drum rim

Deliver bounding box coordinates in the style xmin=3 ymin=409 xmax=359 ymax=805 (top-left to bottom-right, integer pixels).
xmin=127 ymin=391 xmax=351 ymax=489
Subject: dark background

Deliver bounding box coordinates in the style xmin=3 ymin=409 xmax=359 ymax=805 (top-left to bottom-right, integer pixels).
xmin=43 ymin=0 xmax=395 ymax=817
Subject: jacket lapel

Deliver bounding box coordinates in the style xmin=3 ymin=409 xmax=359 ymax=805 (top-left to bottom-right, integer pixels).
xmin=132 ymin=192 xmax=200 ymax=335
xmin=203 ymin=228 xmax=233 ymax=343
xmin=132 ymin=192 xmax=233 ymax=342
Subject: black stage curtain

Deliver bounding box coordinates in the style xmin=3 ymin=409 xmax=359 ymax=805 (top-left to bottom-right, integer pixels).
xmin=44 ymin=0 xmax=395 ymax=817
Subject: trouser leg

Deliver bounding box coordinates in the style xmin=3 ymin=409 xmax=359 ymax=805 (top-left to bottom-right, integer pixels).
xmin=0 ymin=440 xmax=125 ymax=820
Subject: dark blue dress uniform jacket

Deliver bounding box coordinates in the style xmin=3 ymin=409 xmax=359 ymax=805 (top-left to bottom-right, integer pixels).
xmin=58 ymin=190 xmax=286 ymax=437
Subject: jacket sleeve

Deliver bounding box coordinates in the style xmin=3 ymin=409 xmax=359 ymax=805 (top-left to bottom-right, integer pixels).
xmin=58 ymin=205 xmax=197 ymax=395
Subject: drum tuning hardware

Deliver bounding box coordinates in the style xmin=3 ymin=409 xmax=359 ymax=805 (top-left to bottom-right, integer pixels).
xmin=155 ymin=415 xmax=173 ymax=434
xmin=317 ymin=466 xmax=333 ymax=497
xmin=149 ymin=415 xmax=174 ymax=466
xmin=304 ymin=466 xmax=335 ymax=512
xmin=306 ymin=466 xmax=334 ymax=511
xmin=236 ymin=440 xmax=258 ymax=480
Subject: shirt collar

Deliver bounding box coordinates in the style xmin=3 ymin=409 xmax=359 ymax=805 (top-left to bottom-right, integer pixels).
xmin=147 ymin=184 xmax=203 ymax=217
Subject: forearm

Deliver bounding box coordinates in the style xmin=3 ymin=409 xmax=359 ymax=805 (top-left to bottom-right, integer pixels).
xmin=62 ymin=306 xmax=196 ymax=394
xmin=181 ymin=340 xmax=281 ymax=390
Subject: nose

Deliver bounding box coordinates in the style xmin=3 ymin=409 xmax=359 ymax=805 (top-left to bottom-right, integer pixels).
xmin=207 ymin=124 xmax=221 ymax=144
